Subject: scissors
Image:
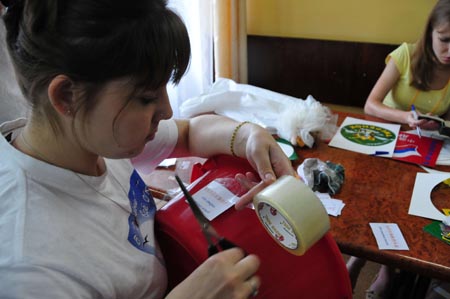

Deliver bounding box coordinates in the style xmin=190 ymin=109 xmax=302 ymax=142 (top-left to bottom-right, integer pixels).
xmin=175 ymin=175 xmax=238 ymax=256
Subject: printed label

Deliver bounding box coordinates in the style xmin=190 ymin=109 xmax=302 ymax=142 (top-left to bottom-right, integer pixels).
xmin=341 ymin=124 xmax=396 ymax=146
xmin=257 ymin=202 xmax=298 ymax=249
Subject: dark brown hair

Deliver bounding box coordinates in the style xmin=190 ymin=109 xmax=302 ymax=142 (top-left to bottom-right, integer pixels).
xmin=2 ymin=0 xmax=190 ymax=133
xmin=411 ymin=0 xmax=450 ymax=90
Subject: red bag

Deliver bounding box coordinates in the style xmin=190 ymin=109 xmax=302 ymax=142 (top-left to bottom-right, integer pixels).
xmin=155 ymin=155 xmax=352 ymax=299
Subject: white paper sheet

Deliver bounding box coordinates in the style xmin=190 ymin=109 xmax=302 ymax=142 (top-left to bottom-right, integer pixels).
xmin=192 ymin=180 xmax=237 ymax=220
xmin=158 ymin=158 xmax=177 ymax=168
xmin=369 ymin=223 xmax=409 ymax=250
xmin=408 ymin=173 xmax=450 ymax=221
xmin=329 ymin=117 xmax=401 ymax=157
xmin=315 ymin=192 xmax=345 ymax=216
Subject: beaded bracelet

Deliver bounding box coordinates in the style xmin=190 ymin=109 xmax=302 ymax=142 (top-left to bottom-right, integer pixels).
xmin=230 ymin=121 xmax=250 ymax=157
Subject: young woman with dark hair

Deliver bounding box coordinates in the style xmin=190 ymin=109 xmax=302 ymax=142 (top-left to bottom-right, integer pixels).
xmin=0 ymin=1 xmax=295 ymax=298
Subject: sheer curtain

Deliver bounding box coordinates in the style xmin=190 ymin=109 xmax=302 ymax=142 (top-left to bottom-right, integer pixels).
xmin=213 ymin=0 xmax=247 ymax=84
xmin=167 ymin=0 xmax=247 ymax=117
xmin=167 ymin=0 xmax=214 ymax=117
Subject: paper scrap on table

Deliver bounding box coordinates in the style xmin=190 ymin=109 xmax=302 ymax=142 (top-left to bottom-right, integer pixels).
xmin=191 ymin=180 xmax=237 ymax=221
xmin=328 ymin=117 xmax=400 ymax=157
xmin=158 ymin=158 xmax=177 ymax=168
xmin=315 ymin=192 xmax=345 ymax=217
xmin=369 ymin=223 xmax=409 ymax=250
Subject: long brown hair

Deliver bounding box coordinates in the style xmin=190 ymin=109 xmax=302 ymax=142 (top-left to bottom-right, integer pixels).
xmin=2 ymin=0 xmax=190 ymax=134
xmin=411 ymin=0 xmax=450 ymax=90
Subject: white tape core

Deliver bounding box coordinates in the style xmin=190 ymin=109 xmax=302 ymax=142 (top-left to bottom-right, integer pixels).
xmin=257 ymin=202 xmax=299 ymax=249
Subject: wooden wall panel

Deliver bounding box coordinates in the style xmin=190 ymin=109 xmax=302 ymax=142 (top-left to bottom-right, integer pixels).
xmin=247 ymin=35 xmax=397 ymax=107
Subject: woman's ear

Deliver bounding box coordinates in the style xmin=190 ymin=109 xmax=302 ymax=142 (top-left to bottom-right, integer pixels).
xmin=47 ymin=75 xmax=75 ymax=117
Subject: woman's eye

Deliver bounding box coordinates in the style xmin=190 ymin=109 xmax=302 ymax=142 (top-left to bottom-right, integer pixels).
xmin=139 ymin=97 xmax=157 ymax=105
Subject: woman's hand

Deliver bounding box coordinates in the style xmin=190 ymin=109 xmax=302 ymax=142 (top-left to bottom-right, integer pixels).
xmin=406 ymin=110 xmax=425 ymax=129
xmin=166 ymin=248 xmax=260 ymax=299
xmin=177 ymin=116 xmax=295 ymax=209
xmin=233 ymin=123 xmax=296 ymax=209
xmin=234 ymin=172 xmax=261 ymax=210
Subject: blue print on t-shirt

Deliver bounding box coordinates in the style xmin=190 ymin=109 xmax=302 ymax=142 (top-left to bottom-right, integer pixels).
xmin=127 ymin=170 xmax=160 ymax=258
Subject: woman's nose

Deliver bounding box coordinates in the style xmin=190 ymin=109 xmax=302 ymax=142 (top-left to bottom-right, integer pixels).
xmin=159 ymin=88 xmax=173 ymax=120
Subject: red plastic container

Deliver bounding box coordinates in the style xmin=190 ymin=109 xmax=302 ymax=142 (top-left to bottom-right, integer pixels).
xmin=155 ymin=155 xmax=352 ymax=299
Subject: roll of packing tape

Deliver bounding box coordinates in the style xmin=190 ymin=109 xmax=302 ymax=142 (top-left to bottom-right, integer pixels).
xmin=253 ymin=175 xmax=330 ymax=255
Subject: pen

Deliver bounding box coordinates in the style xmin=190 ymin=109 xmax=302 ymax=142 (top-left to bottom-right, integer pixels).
xmin=411 ymin=105 xmax=422 ymax=138
xmin=370 ymin=151 xmax=389 ymax=156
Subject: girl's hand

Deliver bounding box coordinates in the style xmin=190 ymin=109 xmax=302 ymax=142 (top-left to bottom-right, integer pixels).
xmin=234 ymin=172 xmax=261 ymax=210
xmin=406 ymin=110 xmax=422 ymax=129
xmin=166 ymin=248 xmax=260 ymax=299
xmin=233 ymin=124 xmax=296 ymax=209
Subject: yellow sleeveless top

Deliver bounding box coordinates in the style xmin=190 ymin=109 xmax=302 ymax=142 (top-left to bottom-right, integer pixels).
xmin=382 ymin=42 xmax=450 ymax=116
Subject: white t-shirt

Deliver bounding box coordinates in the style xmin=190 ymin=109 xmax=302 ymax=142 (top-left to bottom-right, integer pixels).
xmin=0 ymin=118 xmax=178 ymax=299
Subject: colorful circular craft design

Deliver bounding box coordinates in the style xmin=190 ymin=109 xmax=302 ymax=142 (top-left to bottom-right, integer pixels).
xmin=340 ymin=124 xmax=396 ymax=146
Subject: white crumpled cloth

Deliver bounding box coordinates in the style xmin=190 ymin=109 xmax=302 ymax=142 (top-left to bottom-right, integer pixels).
xmin=180 ymin=78 xmax=338 ymax=148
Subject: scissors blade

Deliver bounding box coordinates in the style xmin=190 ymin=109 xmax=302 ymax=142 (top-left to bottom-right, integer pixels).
xmin=174 ymin=175 xmax=240 ymax=257
xmin=174 ymin=175 xmax=211 ymax=229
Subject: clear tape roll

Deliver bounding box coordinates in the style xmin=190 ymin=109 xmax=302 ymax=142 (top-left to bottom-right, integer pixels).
xmin=253 ymin=175 xmax=330 ymax=255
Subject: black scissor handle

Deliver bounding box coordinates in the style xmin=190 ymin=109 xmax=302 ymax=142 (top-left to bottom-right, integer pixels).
xmin=207 ymin=238 xmax=239 ymax=257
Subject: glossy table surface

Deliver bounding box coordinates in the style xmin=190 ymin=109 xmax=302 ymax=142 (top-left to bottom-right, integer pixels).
xmin=298 ymin=111 xmax=450 ymax=282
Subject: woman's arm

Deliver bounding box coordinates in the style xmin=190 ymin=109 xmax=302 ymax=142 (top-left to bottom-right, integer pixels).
xmin=171 ymin=114 xmax=296 ymax=207
xmin=364 ymin=59 xmax=419 ymax=127
xmin=171 ymin=114 xmax=245 ymax=158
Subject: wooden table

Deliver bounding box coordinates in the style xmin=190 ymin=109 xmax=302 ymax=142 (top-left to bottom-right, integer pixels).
xmin=297 ymin=111 xmax=450 ymax=286
xmin=149 ymin=110 xmax=450 ymax=288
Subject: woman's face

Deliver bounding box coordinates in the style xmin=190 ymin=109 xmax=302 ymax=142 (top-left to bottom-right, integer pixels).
xmin=74 ymin=78 xmax=173 ymax=159
xmin=432 ymin=22 xmax=450 ymax=65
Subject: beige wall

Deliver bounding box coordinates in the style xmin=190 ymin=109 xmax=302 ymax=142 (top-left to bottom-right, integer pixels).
xmin=247 ymin=0 xmax=437 ymax=44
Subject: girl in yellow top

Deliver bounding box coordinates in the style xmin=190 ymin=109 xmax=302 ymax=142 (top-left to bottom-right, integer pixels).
xmin=364 ymin=0 xmax=450 ymax=130
xmin=355 ymin=1 xmax=450 ymax=298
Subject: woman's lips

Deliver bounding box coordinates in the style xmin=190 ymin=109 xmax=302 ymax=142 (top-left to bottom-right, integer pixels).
xmin=145 ymin=133 xmax=155 ymax=142
xmin=145 ymin=128 xmax=158 ymax=142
